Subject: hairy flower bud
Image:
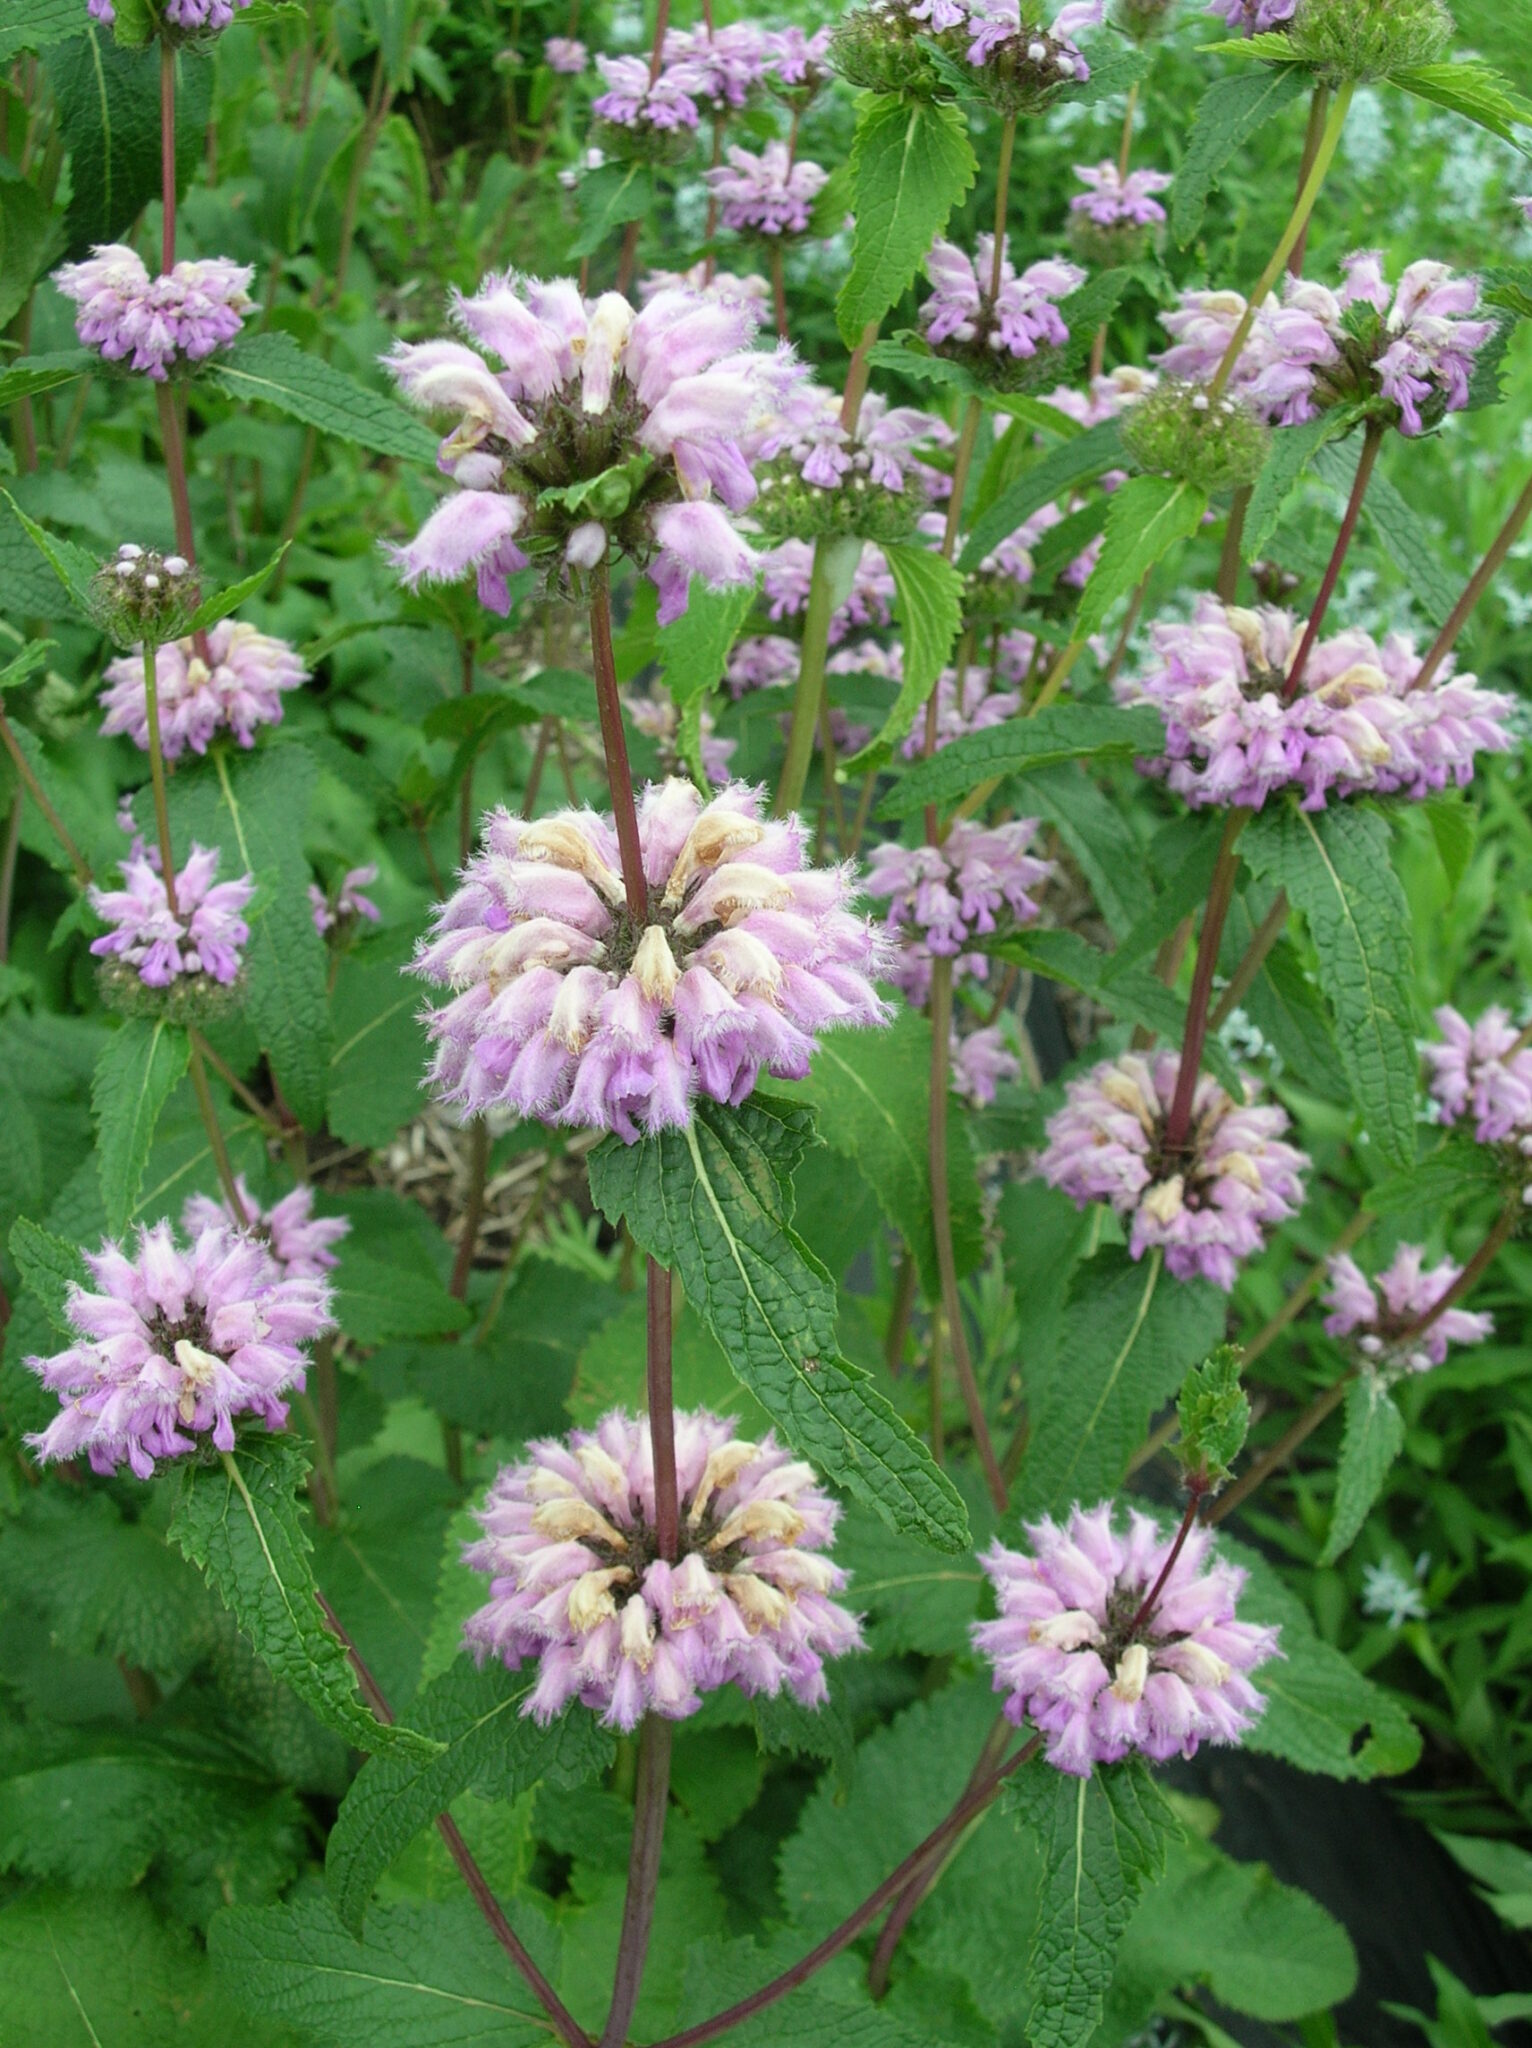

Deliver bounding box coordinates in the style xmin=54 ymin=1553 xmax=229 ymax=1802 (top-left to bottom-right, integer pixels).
xmin=1119 ymin=380 xmax=1272 ymax=492
xmin=91 ymin=543 xmax=200 ymax=645
xmin=1284 ymin=0 xmax=1453 ymax=79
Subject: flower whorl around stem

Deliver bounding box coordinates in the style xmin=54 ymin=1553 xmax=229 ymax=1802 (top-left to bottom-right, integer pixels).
xmin=99 ymin=622 xmax=308 ymax=758
xmin=1037 ymin=1049 xmax=1310 ymax=1289
xmin=1206 ymin=0 xmax=1296 ymax=28
xmin=24 ymin=1221 xmax=335 ymax=1479
xmin=952 ymin=1022 xmax=1022 ymax=1104
xmin=705 ymin=143 xmax=829 ymax=239
xmin=1116 ymin=597 xmax=1515 ymax=811
xmin=1323 ymin=1245 xmax=1493 ymax=1376
xmin=1423 ymin=1005 xmax=1532 ymax=1143
xmin=182 ymin=1180 xmax=351 ymax=1279
xmin=899 ymin=662 xmax=1023 ymax=757
xmin=864 ymin=820 xmax=1052 ymax=1006
xmin=311 ymin=863 xmax=382 ymax=936
xmin=89 ymin=845 xmax=254 ymax=991
xmin=411 ymin=778 xmax=890 ymax=1142
xmin=463 ymin=1409 xmax=862 ymax=1730
xmin=749 ymin=385 xmax=953 ymax=542
xmin=974 ymin=1505 xmax=1280 ymax=1777
xmin=543 ymin=36 xmax=588 ymax=72
xmin=591 ymin=52 xmax=707 ymax=140
xmin=54 ymin=246 xmax=253 ymax=380
xmin=919 ymin=239 xmax=1085 ymax=387
xmin=385 ymin=275 xmax=789 ymax=621
xmin=1069 ymin=161 xmax=1171 ymax=228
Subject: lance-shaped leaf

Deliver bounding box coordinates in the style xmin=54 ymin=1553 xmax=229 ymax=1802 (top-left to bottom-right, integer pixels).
xmin=1391 ymin=60 xmax=1532 ymax=151
xmin=587 ymin=1098 xmax=969 ymax=1552
xmin=169 ymin=1435 xmax=436 ymax=1759
xmin=91 ymin=1018 xmax=190 ymax=1235
xmin=1243 ymin=412 xmax=1358 ymax=560
xmin=209 ymin=332 xmax=438 ymax=463
xmin=878 ymin=703 xmax=1163 ymax=818
xmin=837 ymin=95 xmax=977 ymax=346
xmin=8 ymin=1217 xmax=88 ymax=1337
xmin=1244 ymin=803 xmax=1418 ymax=1169
xmin=0 ymin=0 xmax=88 ymax=61
xmin=46 ymin=32 xmax=211 ymax=258
xmin=840 ymin=541 xmax=964 ymax=773
xmin=961 ymin=418 xmax=1124 ymax=570
xmin=1319 ymin=1372 xmax=1405 ymax=1565
xmin=2 ymin=494 xmax=98 ymax=621
xmin=1172 ymin=63 xmax=1309 ymax=245
xmin=1014 ymin=1757 xmax=1180 ymax=2048
xmin=1074 ymin=476 xmax=1207 ymax=639
xmin=569 ymin=159 xmax=653 ymax=261
xmin=327 ymin=1663 xmax=613 ymax=1935
xmin=184 ymin=544 xmax=291 ymax=635
xmin=1011 ymin=1249 xmax=1227 ymax=1523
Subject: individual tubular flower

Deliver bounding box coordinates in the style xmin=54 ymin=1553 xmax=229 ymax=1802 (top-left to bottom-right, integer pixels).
xmin=974 ymin=1505 xmax=1280 ymax=1776
xmin=899 ymin=661 xmax=1021 ymax=757
xmin=761 ymin=539 xmax=896 ymax=641
xmin=182 ymin=1180 xmax=351 ymax=1279
xmin=919 ymin=238 xmax=1084 ymax=387
xmin=1117 ymin=598 xmax=1514 ymax=812
xmin=1323 ymin=1244 xmax=1493 ymax=1376
xmin=90 ymin=845 xmax=254 ymax=990
xmin=54 ymin=246 xmax=253 ymax=380
xmin=664 ymin=24 xmax=770 ymax=108
xmin=543 ymin=36 xmax=588 ymax=71
xmin=385 ymin=275 xmax=783 ymax=620
xmin=24 ymin=1220 xmax=334 ymax=1479
xmin=1037 ymin=1050 xmax=1309 ymax=1289
xmin=705 ymin=143 xmax=829 ymax=238
xmin=311 ymin=863 xmax=382 ymax=935
xmin=864 ymin=819 xmax=1051 ymax=1006
xmin=99 ymin=621 xmax=307 ymax=758
xmin=749 ymin=384 xmax=953 ymax=543
xmin=411 ymin=778 xmax=889 ymax=1141
xmin=462 ymin=1408 xmax=862 ymax=1728
xmin=624 ymin=688 xmax=736 ymax=787
xmin=952 ymin=1022 xmax=1021 ymax=1105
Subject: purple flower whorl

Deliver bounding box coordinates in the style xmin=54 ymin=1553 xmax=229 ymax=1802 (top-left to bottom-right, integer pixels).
xmin=1323 ymin=1245 xmax=1493 ymax=1376
xmin=99 ymin=621 xmax=307 ymax=759
xmin=919 ymin=238 xmax=1085 ymax=387
xmin=705 ymin=143 xmax=829 ymax=240
xmin=1116 ymin=597 xmax=1514 ymax=812
xmin=1037 ymin=1049 xmax=1309 ymax=1289
xmin=182 ymin=1180 xmax=350 ymax=1280
xmin=463 ymin=1409 xmax=862 ymax=1729
xmin=54 ymin=246 xmax=253 ymax=381
xmin=89 ymin=844 xmax=255 ymax=992
xmin=974 ymin=1504 xmax=1280 ymax=1777
xmin=385 ymin=275 xmax=785 ymax=622
xmin=411 ymin=777 xmax=889 ymax=1141
xmin=750 ymin=386 xmax=953 ymax=544
xmin=25 ymin=1221 xmax=335 ymax=1479
xmin=864 ymin=819 xmax=1052 ymax=1007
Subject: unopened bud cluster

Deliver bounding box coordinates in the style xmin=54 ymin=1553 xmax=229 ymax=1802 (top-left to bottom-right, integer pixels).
xmin=1120 ymin=380 xmax=1272 ymax=493
xmin=92 ymin=544 xmax=200 ymax=645
xmin=1284 ymin=0 xmax=1453 ymax=80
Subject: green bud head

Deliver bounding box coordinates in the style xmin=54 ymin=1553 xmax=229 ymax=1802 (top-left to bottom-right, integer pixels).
xmin=1287 ymin=0 xmax=1453 ymax=80
xmin=829 ymin=7 xmax=942 ymax=96
xmin=91 ymin=544 xmax=200 ymax=648
xmin=1112 ymin=0 xmax=1178 ymax=41
xmin=1120 ymin=380 xmax=1272 ymax=493
xmin=1066 ymin=214 xmax=1156 ymax=271
xmin=751 ymin=466 xmax=924 ymax=547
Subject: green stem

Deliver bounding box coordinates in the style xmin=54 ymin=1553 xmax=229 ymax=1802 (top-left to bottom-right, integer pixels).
xmin=1208 ymin=80 xmax=1354 ymax=401
xmin=186 ymin=1033 xmax=249 ymax=1224
xmin=1206 ymin=1375 xmax=1351 ymax=1526
xmin=941 ymin=397 xmax=983 ymax=561
xmin=0 ymin=709 xmax=88 ymax=884
xmin=1414 ymin=472 xmax=1532 ymax=693
xmin=1282 ymin=420 xmax=1384 ymax=702
xmin=141 ymin=639 xmax=180 ymax=910
xmin=774 ymin=541 xmax=838 ymax=816
xmin=1161 ymin=807 xmax=1251 ymax=1154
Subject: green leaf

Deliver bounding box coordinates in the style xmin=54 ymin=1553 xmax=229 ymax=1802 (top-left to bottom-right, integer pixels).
xmin=185 ymin=544 xmax=292 ymax=634
xmin=657 ymin=579 xmax=758 ymax=781
xmin=1026 ymin=497 xmax=1112 ymax=595
xmin=1 ymin=492 xmax=98 ymax=619
xmin=1319 ymin=1371 xmax=1405 ymax=1564
xmin=313 ymin=1455 xmax=456 ymax=1711
xmin=211 ymin=1897 xmax=557 ymax=2048
xmin=168 ymin=1434 xmax=432 ymax=1759
xmin=8 ymin=1215 xmax=87 ymax=1337
xmin=210 ymin=331 xmax=438 ymax=463
xmin=961 ymin=419 xmax=1124 ymax=571
xmin=1244 ymin=413 xmax=1357 ymax=560
xmin=1391 ymin=60 xmax=1532 ymax=151
xmin=841 ymin=541 xmax=965 ymax=774
xmin=1242 ymin=932 xmax=1348 ymax=1101
xmin=1424 ymin=791 xmax=1477 ymax=895
xmin=1015 ymin=1758 xmax=1179 ymax=2048
xmin=569 ymin=159 xmax=653 ymax=261
xmin=326 ymin=944 xmax=428 ymax=1151
xmin=1013 ymin=1249 xmax=1227 ymax=1522
xmin=0 ymin=639 xmax=55 ymax=695
xmin=0 ymin=177 xmax=61 ymax=331
xmin=832 ymin=1499 xmax=987 ymax=1655
xmin=0 ymin=0 xmax=88 ymax=61
xmin=1074 ymin=477 xmax=1207 ymax=639
xmin=91 ymin=1018 xmax=190 ymax=1235
xmin=773 ymin=1011 xmax=983 ymax=1299
xmin=329 ymin=1188 xmax=470 ymax=1342
xmin=1171 ymin=64 xmax=1309 ymax=245
xmin=878 ymin=704 xmax=1164 ymax=817
xmin=587 ymin=1097 xmax=970 ymax=1552
xmin=1221 ymin=1530 xmax=1422 ymax=1777
xmin=0 ymin=350 xmax=92 ymax=408
xmin=1025 ymin=763 xmax=1146 ymax=940
xmin=46 ymin=33 xmax=211 ymax=258
xmin=837 ymin=95 xmax=977 ymax=347
xmin=1244 ymin=803 xmax=1418 ymax=1168
xmin=327 ymin=1662 xmax=613 ymax=1934
xmin=1366 ymin=1135 xmax=1504 ymax=1216
xmin=1175 ymin=1344 xmax=1251 ymax=1488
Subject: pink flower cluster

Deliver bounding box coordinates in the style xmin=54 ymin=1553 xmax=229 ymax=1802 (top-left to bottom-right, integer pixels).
xmin=412 ymin=779 xmax=889 ymax=1141
xmin=974 ymin=1505 xmax=1279 ymax=1777
xmin=90 ymin=845 xmax=254 ymax=989
xmin=764 ymin=24 xmax=833 ymax=87
xmin=182 ymin=1179 xmax=350 ymax=1278
xmin=864 ymin=819 xmax=1051 ymax=1005
xmin=1206 ymin=0 xmax=1296 ymax=26
xmin=1423 ymin=1005 xmax=1532 ymax=1199
xmin=543 ymin=36 xmax=587 ymax=72
xmin=386 ymin=276 xmax=782 ymax=621
xmin=592 ymin=53 xmax=705 ymax=131
xmin=761 ymin=539 xmax=896 ymax=641
xmin=1117 ymin=599 xmax=1514 ymax=812
xmin=952 ymin=1023 xmax=1021 ymax=1105
xmin=639 ymin=264 xmax=770 ymax=312
xmin=54 ymin=246 xmax=253 ymax=381
xmin=920 ymin=238 xmax=1084 ymax=362
xmin=938 ymin=0 xmax=1104 ymax=78
xmin=1156 ymin=256 xmax=1494 ymax=435
xmin=99 ymin=622 xmax=307 ymax=758
xmin=899 ymin=662 xmax=1022 ymax=757
xmin=1037 ymin=1050 xmax=1309 ymax=1290
xmin=463 ymin=1408 xmax=861 ymax=1729
xmin=310 ymin=864 xmax=382 ymax=935
xmin=1070 ymin=161 xmax=1171 ymax=228
xmin=706 ymin=143 xmax=828 ymax=238
xmin=25 ymin=1220 xmax=334 ymax=1479
xmin=753 ymin=383 xmax=953 ymax=506
xmin=663 ymin=24 xmax=771 ymax=107
xmin=90 ymin=0 xmax=253 ymax=29
xmin=1324 ymin=1244 xmax=1493 ymax=1376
